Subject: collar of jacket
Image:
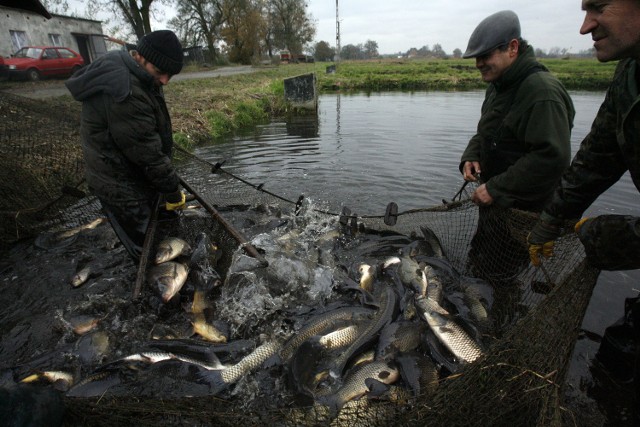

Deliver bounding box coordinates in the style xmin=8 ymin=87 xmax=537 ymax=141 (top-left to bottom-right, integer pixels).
xmin=65 ymin=50 xmax=154 ymax=103
xmin=491 ymin=45 xmax=545 ymax=92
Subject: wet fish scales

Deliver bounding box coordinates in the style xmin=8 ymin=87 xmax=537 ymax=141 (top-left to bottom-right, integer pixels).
xmin=318 ymin=360 xmax=399 ymax=416
xmin=415 ymin=295 xmax=483 ymax=364
xmin=147 ymin=261 xmax=189 ymax=302
xmin=154 ymin=237 xmax=192 ymax=264
xmin=198 ymin=341 xmax=281 ymax=394
xmin=279 ymin=306 xmax=375 ymax=362
xmin=330 ymin=285 xmax=397 ymax=377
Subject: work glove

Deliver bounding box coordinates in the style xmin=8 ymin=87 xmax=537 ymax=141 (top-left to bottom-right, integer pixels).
xmin=574 ymin=217 xmax=591 ymax=233
xmin=164 ymin=190 xmax=186 ymax=211
xmin=527 ymin=219 xmax=562 ymax=267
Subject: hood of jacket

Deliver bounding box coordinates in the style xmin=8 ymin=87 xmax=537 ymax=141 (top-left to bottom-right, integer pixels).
xmin=65 ymin=50 xmax=153 ymax=103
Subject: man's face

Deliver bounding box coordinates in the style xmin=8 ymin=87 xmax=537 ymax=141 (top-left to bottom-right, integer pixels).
xmin=581 ymin=0 xmax=640 ymax=62
xmin=142 ymin=59 xmax=172 ymax=86
xmin=474 ymin=41 xmax=518 ymax=83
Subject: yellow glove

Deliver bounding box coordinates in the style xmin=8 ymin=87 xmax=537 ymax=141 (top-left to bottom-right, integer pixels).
xmin=574 ymin=217 xmax=590 ymax=233
xmin=165 ymin=191 xmax=186 ymax=211
xmin=528 ymin=239 xmax=555 ymax=267
xmin=527 ymin=219 xmax=562 ymax=266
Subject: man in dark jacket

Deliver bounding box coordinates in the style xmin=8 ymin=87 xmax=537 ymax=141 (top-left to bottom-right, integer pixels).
xmin=459 ymin=10 xmax=575 ymax=285
xmin=528 ymin=1 xmax=640 ymax=422
xmin=460 ymin=10 xmax=575 ymax=211
xmin=65 ymin=30 xmax=186 ymax=262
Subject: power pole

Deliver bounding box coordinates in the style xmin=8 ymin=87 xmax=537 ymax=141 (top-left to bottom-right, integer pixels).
xmin=335 ymin=0 xmax=340 ymax=63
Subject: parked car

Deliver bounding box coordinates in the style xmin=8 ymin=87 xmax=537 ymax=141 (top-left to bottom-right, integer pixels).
xmin=4 ymin=46 xmax=85 ymax=81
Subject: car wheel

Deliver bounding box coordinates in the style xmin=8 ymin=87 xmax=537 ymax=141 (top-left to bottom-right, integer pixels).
xmin=71 ymin=65 xmax=82 ymax=75
xmin=27 ymin=68 xmax=40 ymax=81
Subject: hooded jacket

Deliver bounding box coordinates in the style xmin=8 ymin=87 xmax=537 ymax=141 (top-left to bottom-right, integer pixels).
xmin=460 ymin=46 xmax=575 ymax=211
xmin=65 ymin=50 xmax=179 ymax=204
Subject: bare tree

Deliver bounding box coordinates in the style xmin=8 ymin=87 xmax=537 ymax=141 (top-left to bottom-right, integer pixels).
xmin=42 ymin=0 xmax=70 ymax=14
xmin=170 ymin=0 xmax=226 ymax=62
xmin=267 ymin=0 xmax=316 ymax=55
xmin=221 ymin=0 xmax=266 ymax=64
xmin=95 ymin=0 xmax=170 ymax=38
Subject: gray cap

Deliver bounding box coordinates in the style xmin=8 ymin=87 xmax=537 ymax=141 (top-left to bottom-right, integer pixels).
xmin=463 ymin=10 xmax=521 ymax=59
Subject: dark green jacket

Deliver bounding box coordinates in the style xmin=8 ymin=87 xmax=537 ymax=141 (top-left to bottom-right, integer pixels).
xmin=540 ymin=59 xmax=640 ymax=270
xmin=460 ymin=46 xmax=575 ymax=211
xmin=542 ymin=58 xmax=640 ymax=222
xmin=65 ymin=51 xmax=178 ymax=204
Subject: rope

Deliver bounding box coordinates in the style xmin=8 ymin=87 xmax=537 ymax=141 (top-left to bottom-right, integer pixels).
xmin=174 ymin=146 xmax=468 ymax=226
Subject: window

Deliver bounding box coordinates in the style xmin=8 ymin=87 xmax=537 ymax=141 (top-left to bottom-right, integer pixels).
xmin=57 ymin=48 xmax=76 ymax=59
xmin=49 ymin=34 xmax=62 ymax=46
xmin=9 ymin=30 xmax=28 ymax=53
xmin=42 ymin=48 xmax=59 ymax=59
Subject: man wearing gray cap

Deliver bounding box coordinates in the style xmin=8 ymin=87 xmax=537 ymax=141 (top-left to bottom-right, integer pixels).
xmin=65 ymin=30 xmax=186 ymax=262
xmin=459 ymin=10 xmax=575 ymax=284
xmin=460 ymin=10 xmax=574 ymax=210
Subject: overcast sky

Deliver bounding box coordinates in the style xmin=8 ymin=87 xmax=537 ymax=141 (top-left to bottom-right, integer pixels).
xmin=306 ymin=0 xmax=594 ymax=55
xmin=66 ymin=0 xmax=595 ymax=55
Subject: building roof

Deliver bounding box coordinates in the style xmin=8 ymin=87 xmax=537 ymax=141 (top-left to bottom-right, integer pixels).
xmin=0 ymin=0 xmax=51 ymax=18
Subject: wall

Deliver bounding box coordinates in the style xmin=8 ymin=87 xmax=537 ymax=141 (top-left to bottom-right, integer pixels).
xmin=0 ymin=6 xmax=106 ymax=63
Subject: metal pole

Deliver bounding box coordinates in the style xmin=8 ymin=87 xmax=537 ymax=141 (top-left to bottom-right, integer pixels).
xmin=178 ymin=176 xmax=268 ymax=267
xmin=133 ymin=196 xmax=160 ymax=299
xmin=335 ymin=0 xmax=340 ymax=64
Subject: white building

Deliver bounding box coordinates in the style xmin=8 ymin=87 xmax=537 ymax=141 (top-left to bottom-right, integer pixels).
xmin=0 ymin=4 xmax=107 ymax=65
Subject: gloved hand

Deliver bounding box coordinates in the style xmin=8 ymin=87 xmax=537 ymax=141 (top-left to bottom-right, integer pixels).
xmin=164 ymin=190 xmax=186 ymax=211
xmin=574 ymin=217 xmax=591 ymax=233
xmin=527 ymin=220 xmax=562 ymax=266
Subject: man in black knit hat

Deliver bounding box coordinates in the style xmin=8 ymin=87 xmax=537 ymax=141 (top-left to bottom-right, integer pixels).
xmin=65 ymin=30 xmax=186 ymax=262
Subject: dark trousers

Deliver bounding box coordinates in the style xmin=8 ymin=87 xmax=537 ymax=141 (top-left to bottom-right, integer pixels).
xmin=100 ymin=198 xmax=153 ymax=263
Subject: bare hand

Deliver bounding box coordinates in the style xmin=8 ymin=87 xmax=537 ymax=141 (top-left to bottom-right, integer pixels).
xmin=463 ymin=161 xmax=481 ymax=181
xmin=472 ymin=183 xmax=493 ymax=206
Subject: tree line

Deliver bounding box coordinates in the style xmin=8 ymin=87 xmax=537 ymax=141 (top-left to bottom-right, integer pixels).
xmin=45 ymin=0 xmax=316 ymax=65
xmin=311 ymin=40 xmax=596 ymax=61
xmin=44 ymin=0 xmax=596 ymax=63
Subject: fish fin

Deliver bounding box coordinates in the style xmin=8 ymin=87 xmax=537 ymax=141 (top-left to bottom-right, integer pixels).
xmin=263 ymin=353 xmax=282 ymax=368
xmin=359 ymin=290 xmax=379 ymax=308
xmin=365 ymin=378 xmax=390 ymax=397
xmin=396 ymin=354 xmax=421 ymax=397
xmin=196 ymin=369 xmax=227 ymax=394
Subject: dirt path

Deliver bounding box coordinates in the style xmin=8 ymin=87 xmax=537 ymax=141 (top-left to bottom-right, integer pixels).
xmin=0 ymin=65 xmax=256 ymax=99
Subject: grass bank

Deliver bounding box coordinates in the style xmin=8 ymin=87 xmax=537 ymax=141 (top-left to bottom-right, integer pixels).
xmin=316 ymin=58 xmax=617 ymax=91
xmin=166 ymin=58 xmax=616 ymax=144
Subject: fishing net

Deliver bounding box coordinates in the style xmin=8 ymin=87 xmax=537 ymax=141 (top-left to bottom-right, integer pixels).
xmin=0 ymin=92 xmax=601 ymax=426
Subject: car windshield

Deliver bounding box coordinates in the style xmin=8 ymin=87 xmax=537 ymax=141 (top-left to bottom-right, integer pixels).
xmin=14 ymin=48 xmax=42 ymax=59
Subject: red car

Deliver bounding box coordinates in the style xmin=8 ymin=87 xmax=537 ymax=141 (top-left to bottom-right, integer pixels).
xmin=5 ymin=46 xmax=85 ymax=81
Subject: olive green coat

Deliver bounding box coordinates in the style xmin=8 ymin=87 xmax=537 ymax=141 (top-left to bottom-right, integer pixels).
xmin=540 ymin=59 xmax=640 ymax=270
xmin=460 ymin=46 xmax=575 ymax=211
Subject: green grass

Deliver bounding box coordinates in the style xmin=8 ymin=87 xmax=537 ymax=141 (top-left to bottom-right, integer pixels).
xmin=166 ymin=58 xmax=617 ymax=144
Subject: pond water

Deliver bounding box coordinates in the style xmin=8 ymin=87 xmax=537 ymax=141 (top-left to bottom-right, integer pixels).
xmin=196 ymin=90 xmax=640 ymax=416
xmin=198 ymin=90 xmax=639 ymax=327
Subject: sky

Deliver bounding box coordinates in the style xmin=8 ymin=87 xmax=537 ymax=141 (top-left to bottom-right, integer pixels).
xmin=305 ymin=0 xmax=594 ymax=55
xmin=66 ymin=0 xmax=596 ymax=56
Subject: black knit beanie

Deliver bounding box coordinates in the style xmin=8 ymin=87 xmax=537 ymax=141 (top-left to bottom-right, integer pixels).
xmin=136 ymin=30 xmax=183 ymax=75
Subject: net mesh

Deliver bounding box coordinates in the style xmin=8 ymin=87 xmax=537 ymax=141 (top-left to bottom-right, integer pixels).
xmin=1 ymin=92 xmax=600 ymax=426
